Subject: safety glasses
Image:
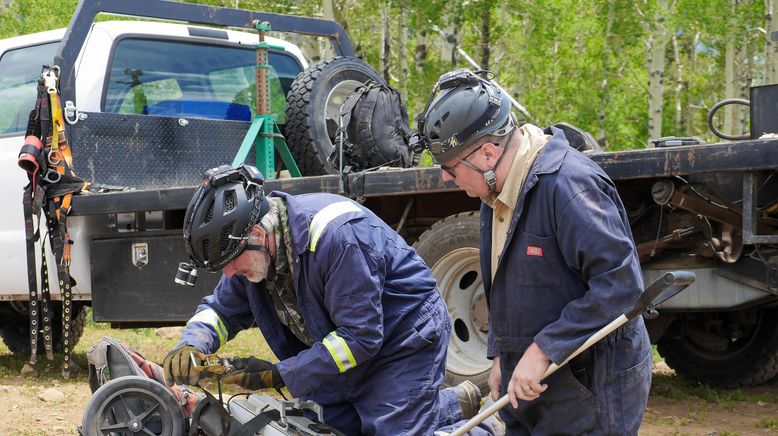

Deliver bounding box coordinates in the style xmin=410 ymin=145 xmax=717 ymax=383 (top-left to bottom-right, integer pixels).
xmin=439 ymin=144 xmax=483 ymax=177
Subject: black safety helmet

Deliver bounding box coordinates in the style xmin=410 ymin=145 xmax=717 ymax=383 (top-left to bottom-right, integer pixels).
xmin=183 ymin=164 xmax=270 ymax=272
xmin=412 ymin=69 xmax=515 ymax=163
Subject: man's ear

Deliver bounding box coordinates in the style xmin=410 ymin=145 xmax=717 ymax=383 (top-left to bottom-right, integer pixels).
xmin=481 ymin=142 xmax=500 ymax=162
xmin=250 ymin=224 xmax=265 ymax=239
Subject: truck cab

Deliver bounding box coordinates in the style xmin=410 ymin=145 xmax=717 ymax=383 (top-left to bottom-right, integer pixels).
xmin=0 ymin=19 xmax=308 ymax=351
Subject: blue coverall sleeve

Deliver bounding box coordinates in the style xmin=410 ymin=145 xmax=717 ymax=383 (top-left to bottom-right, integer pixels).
xmin=533 ymin=182 xmax=644 ymax=364
xmin=179 ymin=274 xmax=257 ymax=354
xmin=276 ymin=225 xmax=385 ymax=397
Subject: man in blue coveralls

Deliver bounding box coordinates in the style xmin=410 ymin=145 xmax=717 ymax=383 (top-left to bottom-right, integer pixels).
xmin=416 ymin=69 xmax=652 ymax=435
xmin=162 ymin=164 xmax=482 ymax=435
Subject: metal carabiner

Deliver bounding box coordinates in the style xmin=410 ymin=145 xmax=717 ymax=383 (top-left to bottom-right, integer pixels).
xmin=64 ymin=101 xmax=80 ymax=125
xmin=43 ymin=168 xmax=62 ymax=184
xmin=48 ymin=149 xmax=63 ymax=166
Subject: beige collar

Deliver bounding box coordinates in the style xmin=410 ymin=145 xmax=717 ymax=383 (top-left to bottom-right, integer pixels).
xmin=484 ymin=123 xmax=549 ymax=209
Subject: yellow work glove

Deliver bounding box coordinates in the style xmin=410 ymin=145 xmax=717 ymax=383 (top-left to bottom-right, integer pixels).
xmin=222 ymin=356 xmax=284 ymax=390
xmin=162 ymin=344 xmax=206 ymax=386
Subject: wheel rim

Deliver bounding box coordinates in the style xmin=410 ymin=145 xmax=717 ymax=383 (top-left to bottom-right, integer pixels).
xmin=322 ymin=79 xmax=364 ymax=155
xmin=433 ymin=247 xmax=491 ymax=379
xmin=682 ymin=312 xmax=763 ymax=362
xmin=95 ymin=387 xmax=175 ymax=435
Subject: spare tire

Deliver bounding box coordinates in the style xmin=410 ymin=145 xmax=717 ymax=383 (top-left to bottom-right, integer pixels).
xmin=285 ymin=57 xmax=385 ymax=176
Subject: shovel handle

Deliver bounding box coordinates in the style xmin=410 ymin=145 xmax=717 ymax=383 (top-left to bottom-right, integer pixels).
xmin=447 ymin=270 xmax=695 ymax=436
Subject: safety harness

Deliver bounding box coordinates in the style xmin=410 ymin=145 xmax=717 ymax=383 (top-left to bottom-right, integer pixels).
xmin=18 ymin=65 xmax=89 ymax=378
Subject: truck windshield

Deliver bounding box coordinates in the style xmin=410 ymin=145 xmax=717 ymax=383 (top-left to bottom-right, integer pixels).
xmin=104 ymin=38 xmax=302 ymax=123
xmin=0 ymin=41 xmax=58 ymax=136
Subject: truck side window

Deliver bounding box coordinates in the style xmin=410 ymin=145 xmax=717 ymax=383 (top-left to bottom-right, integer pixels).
xmin=0 ymin=41 xmax=58 ymax=136
xmin=103 ymin=38 xmax=302 ymax=122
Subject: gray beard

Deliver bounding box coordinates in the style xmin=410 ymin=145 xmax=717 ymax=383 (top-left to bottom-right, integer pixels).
xmin=244 ymin=255 xmax=270 ymax=283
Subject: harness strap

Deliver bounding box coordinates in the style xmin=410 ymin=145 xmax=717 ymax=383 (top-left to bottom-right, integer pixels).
xmin=19 ymin=65 xmax=86 ymax=378
xmin=39 ymin=236 xmax=55 ymax=360
xmin=355 ymin=83 xmax=380 ymax=153
xmin=48 ymin=216 xmax=76 ymax=377
xmin=21 ymin=188 xmax=42 ymax=372
xmin=228 ymin=409 xmax=281 ymax=436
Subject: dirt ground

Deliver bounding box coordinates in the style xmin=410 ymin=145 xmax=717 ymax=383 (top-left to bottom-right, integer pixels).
xmin=0 ymin=338 xmax=776 ymax=435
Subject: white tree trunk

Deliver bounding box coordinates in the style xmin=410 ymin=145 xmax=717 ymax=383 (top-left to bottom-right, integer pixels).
xmin=597 ymin=0 xmax=615 ymax=145
xmin=480 ymin=3 xmax=491 ymax=70
xmin=672 ymin=34 xmax=683 ymax=130
xmin=767 ymin=0 xmax=778 ymax=84
xmin=322 ymin=0 xmax=335 ymax=19
xmin=723 ymin=4 xmax=738 ymax=137
xmin=415 ymin=30 xmax=428 ymax=73
xmin=740 ymin=39 xmax=754 ymax=134
xmin=686 ymin=32 xmax=700 ymax=134
xmin=645 ymin=0 xmax=670 ymax=146
xmin=381 ymin=0 xmax=391 ymax=82
xmin=398 ymin=4 xmax=408 ymax=102
xmin=440 ymin=6 xmax=461 ymax=66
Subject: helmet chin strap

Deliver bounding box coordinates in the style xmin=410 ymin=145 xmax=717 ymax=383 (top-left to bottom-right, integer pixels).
xmin=244 ymin=225 xmax=276 ymax=267
xmin=481 ymin=127 xmax=516 ymax=192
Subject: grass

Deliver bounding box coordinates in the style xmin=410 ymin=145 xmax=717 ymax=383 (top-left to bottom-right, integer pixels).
xmin=0 ymin=308 xmax=277 ymax=381
xmin=756 ymin=418 xmax=778 ymax=431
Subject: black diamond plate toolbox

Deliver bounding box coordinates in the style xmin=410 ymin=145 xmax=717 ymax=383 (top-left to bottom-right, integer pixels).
xmin=69 ymin=112 xmax=256 ymax=190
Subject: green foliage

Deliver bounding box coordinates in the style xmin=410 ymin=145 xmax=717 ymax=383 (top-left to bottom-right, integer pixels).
xmin=2 ymin=0 xmax=771 ymax=149
xmin=0 ymin=0 xmax=77 ymax=39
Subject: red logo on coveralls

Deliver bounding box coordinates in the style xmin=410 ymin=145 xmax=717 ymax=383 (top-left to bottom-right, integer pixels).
xmin=526 ymin=246 xmax=543 ymax=256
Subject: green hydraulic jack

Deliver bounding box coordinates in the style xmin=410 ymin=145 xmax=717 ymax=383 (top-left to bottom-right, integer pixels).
xmin=232 ymin=21 xmax=301 ymax=179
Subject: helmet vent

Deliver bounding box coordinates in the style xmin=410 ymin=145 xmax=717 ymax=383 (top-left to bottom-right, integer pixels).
xmin=204 ymin=202 xmax=214 ymax=224
xmin=246 ymin=184 xmax=256 ymax=201
xmin=202 ymin=239 xmax=210 ymax=262
xmin=220 ymin=225 xmax=233 ymax=252
xmin=224 ymin=191 xmax=235 ymax=213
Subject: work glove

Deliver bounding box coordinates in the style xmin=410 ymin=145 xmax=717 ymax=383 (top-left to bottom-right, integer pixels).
xmin=162 ymin=344 xmax=207 ymax=386
xmin=222 ymin=356 xmax=284 ymax=390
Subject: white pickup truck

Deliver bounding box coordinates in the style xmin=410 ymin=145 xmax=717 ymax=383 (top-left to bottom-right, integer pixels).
xmin=0 ymin=19 xmax=309 ymax=352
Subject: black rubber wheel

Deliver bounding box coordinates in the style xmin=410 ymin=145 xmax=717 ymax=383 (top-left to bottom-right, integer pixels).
xmin=657 ymin=308 xmax=778 ymax=388
xmin=0 ymin=301 xmax=87 ymax=354
xmin=413 ymin=212 xmax=490 ymax=393
xmin=285 ymin=57 xmax=384 ymax=175
xmin=82 ymin=376 xmax=185 ymax=436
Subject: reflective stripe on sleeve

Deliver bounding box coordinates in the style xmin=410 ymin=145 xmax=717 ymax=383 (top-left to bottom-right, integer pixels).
xmin=322 ymin=331 xmax=357 ymax=373
xmin=187 ymin=308 xmax=228 ymax=348
xmin=308 ymin=201 xmax=362 ymax=252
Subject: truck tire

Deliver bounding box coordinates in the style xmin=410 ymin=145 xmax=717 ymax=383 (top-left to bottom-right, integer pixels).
xmin=657 ymin=308 xmax=778 ymax=387
xmin=413 ymin=212 xmax=490 ymax=392
xmin=0 ymin=302 xmax=87 ymax=354
xmin=285 ymin=57 xmax=385 ymax=176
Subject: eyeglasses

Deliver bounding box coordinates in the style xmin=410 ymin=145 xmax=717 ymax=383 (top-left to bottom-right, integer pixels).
xmin=440 ymin=144 xmax=484 ymax=177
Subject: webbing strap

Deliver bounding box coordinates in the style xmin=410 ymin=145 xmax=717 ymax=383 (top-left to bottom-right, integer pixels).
xmin=48 ymin=218 xmax=75 ymax=377
xmin=338 ymin=86 xmax=363 ymax=134
xmin=227 ymin=409 xmax=281 ymax=436
xmin=355 ymin=84 xmax=380 ymax=152
xmin=39 ymin=238 xmax=55 ymax=360
xmin=22 ymin=188 xmax=43 ymax=369
xmin=21 ymin=66 xmax=85 ymax=378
